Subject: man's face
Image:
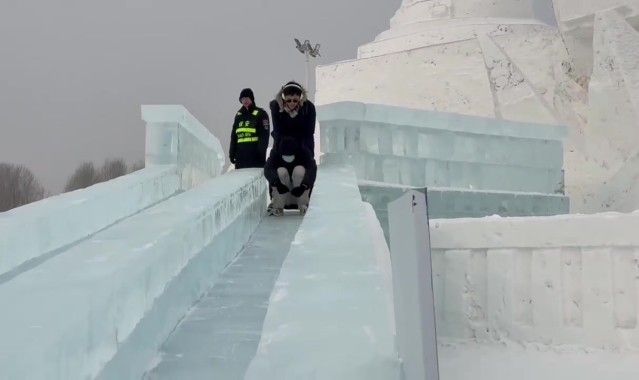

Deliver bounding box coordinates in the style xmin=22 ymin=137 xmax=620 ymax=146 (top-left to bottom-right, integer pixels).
xmin=240 ymin=97 xmax=253 ymax=108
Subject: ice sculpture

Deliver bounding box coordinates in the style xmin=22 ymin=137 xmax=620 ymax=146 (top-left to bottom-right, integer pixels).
xmin=315 ymin=0 xmax=639 ymax=214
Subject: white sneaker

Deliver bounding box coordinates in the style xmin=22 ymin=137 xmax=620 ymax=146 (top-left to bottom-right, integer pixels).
xmin=271 ymin=208 xmax=284 ymax=216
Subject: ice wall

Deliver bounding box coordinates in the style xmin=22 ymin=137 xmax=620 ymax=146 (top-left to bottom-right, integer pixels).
xmin=359 ymin=181 xmax=569 ymax=245
xmin=143 ymin=105 xmax=225 ymax=190
xmin=244 ymin=165 xmax=400 ymax=380
xmin=0 ymin=168 xmax=266 ymax=380
xmin=0 ymin=105 xmax=225 ymax=281
xmin=0 ymin=105 xmax=247 ymax=379
xmin=317 ymin=101 xmax=566 ymax=191
xmin=0 ymin=166 xmax=180 ymax=279
xmin=317 ymin=101 xmax=569 ymax=224
xmin=429 ymin=212 xmax=639 ymax=349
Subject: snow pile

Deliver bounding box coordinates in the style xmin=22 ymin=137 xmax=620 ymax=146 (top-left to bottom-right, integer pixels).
xmin=437 ymin=340 xmax=639 ymax=380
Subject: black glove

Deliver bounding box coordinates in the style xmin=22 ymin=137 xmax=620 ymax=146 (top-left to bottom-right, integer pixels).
xmin=274 ymin=181 xmax=289 ymax=194
xmin=291 ymin=183 xmax=309 ymax=197
xmin=230 ymin=157 xmax=236 ymax=164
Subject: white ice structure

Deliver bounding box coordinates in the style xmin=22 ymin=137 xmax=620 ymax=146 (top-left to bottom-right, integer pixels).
xmin=315 ymin=0 xmax=639 ymax=214
xmin=244 ymin=166 xmax=400 ymax=379
xmin=311 ymin=0 xmax=639 ymax=377
xmin=316 ymin=100 xmax=570 ymax=244
xmin=0 ymin=106 xmax=266 ymax=379
xmin=0 ymin=106 xmax=403 ymax=379
xmin=3 ymin=1 xmax=639 ymax=377
xmin=0 ymin=98 xmax=637 ymax=378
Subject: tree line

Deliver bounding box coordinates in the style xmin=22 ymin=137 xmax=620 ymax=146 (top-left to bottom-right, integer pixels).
xmin=0 ymin=158 xmax=145 ymax=212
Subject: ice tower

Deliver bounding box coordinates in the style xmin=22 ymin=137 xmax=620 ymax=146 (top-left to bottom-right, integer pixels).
xmin=316 ymin=0 xmax=567 ymax=124
xmin=315 ymin=0 xmax=639 ymax=215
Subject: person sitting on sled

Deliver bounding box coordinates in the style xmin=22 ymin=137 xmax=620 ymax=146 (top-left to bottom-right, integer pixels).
xmin=264 ymin=136 xmax=317 ymax=216
xmin=266 ymin=80 xmax=316 ymax=213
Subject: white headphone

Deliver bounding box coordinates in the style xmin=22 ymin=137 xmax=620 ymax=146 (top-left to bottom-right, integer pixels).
xmin=281 ymin=83 xmax=304 ymax=100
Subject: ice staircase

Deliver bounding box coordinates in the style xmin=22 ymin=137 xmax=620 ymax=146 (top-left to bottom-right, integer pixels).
xmin=0 ymin=102 xmax=574 ymax=379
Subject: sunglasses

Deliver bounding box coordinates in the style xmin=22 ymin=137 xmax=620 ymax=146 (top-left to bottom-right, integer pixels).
xmin=284 ymin=98 xmax=300 ymax=104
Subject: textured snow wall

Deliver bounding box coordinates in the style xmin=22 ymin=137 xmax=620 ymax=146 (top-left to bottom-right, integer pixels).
xmin=316 ymin=0 xmax=639 ymax=214
xmin=429 ymin=212 xmax=639 ymax=350
xmin=244 ymin=165 xmax=401 ymax=380
xmin=578 ymin=10 xmax=639 ymax=212
xmin=317 ymin=23 xmax=567 ymax=128
xmin=551 ymin=0 xmax=639 ymax=77
xmin=381 ymin=0 xmax=542 ymax=41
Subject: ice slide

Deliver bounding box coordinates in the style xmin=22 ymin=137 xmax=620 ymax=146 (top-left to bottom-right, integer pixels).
xmin=141 ymin=216 xmax=303 ymax=379
xmin=0 ymin=158 xmax=399 ymax=380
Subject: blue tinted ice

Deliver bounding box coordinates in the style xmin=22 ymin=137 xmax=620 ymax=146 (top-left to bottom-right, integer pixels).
xmin=244 ymin=165 xmax=400 ymax=379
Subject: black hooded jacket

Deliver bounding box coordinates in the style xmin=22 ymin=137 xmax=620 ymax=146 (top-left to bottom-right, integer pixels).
xmin=269 ymin=82 xmax=316 ymax=157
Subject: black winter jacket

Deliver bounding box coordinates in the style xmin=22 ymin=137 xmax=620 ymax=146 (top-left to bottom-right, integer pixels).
xmin=229 ymin=104 xmax=270 ymax=169
xmin=269 ymin=90 xmax=316 ymax=157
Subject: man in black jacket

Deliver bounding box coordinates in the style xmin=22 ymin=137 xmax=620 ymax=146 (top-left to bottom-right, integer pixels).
xmin=264 ymin=136 xmax=317 ymax=216
xmin=229 ymin=88 xmax=270 ymax=169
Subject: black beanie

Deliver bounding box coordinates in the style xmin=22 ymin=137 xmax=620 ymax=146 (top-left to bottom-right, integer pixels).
xmin=239 ymin=88 xmax=254 ymax=103
xmin=279 ymin=136 xmax=297 ymax=156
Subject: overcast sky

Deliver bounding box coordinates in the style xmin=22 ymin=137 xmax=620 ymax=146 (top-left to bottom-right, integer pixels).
xmin=0 ymin=0 xmax=556 ymax=194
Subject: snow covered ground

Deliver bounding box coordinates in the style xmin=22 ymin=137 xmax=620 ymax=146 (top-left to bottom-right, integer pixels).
xmin=438 ymin=340 xmax=639 ymax=379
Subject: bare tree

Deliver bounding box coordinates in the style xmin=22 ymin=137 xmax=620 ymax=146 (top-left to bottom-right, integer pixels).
xmin=0 ymin=163 xmax=46 ymax=212
xmin=64 ymin=158 xmax=135 ymax=193
xmin=64 ymin=161 xmax=98 ymax=192
xmin=129 ymin=159 xmax=145 ymax=173
xmin=97 ymin=158 xmax=128 ymax=182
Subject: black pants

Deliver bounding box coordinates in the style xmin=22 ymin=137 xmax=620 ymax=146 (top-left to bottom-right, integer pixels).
xmin=267 ymin=184 xmax=313 ymax=206
xmin=235 ymin=162 xmax=264 ymax=169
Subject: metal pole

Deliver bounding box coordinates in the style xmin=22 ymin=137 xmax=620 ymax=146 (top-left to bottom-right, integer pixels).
xmin=305 ymin=49 xmax=310 ymax=91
